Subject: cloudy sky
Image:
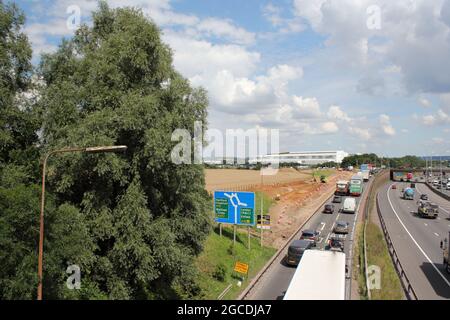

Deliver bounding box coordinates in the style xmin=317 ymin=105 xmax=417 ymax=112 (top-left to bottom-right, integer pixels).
xmin=17 ymin=0 xmax=450 ymax=157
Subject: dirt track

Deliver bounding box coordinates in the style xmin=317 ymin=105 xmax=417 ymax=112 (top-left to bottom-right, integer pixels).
xmin=205 ymin=168 xmax=311 ymax=193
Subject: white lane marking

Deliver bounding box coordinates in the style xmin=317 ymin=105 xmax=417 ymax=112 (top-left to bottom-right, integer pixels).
xmin=424 ymin=223 xmax=428 ymax=226
xmin=386 ymin=185 xmax=450 ymax=288
xmin=440 ymin=206 xmax=449 ymax=214
xmin=319 ymin=222 xmax=326 ymax=231
xmin=434 ymin=233 xmax=439 ymax=237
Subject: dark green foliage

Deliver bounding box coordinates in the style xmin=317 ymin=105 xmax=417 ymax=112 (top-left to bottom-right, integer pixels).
xmin=212 ymin=263 xmax=227 ymax=282
xmin=0 ymin=0 xmax=38 ymax=176
xmin=36 ymin=2 xmax=211 ymax=299
xmin=227 ymin=243 xmax=236 ymax=256
xmin=341 ymin=153 xmax=425 ymax=169
xmin=0 ymin=1 xmax=212 ymax=300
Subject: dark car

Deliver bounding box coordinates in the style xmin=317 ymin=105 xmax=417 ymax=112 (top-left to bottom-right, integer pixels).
xmin=420 ymin=194 xmax=428 ymax=200
xmin=300 ymin=229 xmax=320 ymax=246
xmin=329 ymin=234 xmax=345 ymax=252
xmin=332 ymin=196 xmax=342 ymax=203
xmin=392 ymin=184 xmax=397 ymax=189
xmin=323 ymin=204 xmax=335 ymax=214
xmin=286 ymin=240 xmax=313 ymax=266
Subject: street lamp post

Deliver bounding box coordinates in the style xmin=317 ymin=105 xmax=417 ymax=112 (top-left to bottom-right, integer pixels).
xmin=37 ymin=145 xmax=127 ymax=300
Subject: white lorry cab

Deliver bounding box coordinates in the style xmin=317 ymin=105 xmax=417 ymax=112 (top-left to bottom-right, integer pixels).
xmin=342 ymin=197 xmax=357 ymax=214
xmin=283 ymin=250 xmax=346 ymax=300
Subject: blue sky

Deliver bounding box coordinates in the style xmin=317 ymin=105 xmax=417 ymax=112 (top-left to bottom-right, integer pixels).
xmin=16 ymin=0 xmax=450 ymax=157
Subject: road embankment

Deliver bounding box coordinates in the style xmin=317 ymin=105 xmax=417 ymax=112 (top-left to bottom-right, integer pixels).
xmin=358 ymin=171 xmax=404 ymax=300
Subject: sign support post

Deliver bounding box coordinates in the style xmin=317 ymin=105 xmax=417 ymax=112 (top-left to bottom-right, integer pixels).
xmin=260 ymin=171 xmax=263 ymax=247
xmin=213 ymin=191 xmax=255 ymax=248
xmin=247 ymin=226 xmax=250 ymax=250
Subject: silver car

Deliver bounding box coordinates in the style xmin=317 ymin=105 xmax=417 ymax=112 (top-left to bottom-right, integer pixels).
xmin=333 ymin=221 xmax=350 ymax=234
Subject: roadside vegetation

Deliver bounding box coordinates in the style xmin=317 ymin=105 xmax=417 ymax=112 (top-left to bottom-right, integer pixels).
xmin=195 ymin=227 xmax=276 ymax=300
xmin=365 ymin=222 xmax=403 ymax=300
xmin=353 ymin=223 xmax=368 ymax=299
xmin=311 ymin=169 xmax=335 ymax=181
xmin=1 ymin=2 xmax=212 ymax=299
xmin=361 ymin=171 xmax=403 ymax=300
xmin=254 ymin=191 xmax=274 ymax=218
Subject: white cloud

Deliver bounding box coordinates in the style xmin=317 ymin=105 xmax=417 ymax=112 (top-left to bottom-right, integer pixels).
xmin=327 ymin=105 xmax=351 ymax=122
xmin=292 ymin=96 xmax=322 ymax=119
xmin=432 ymin=137 xmax=445 ymax=144
xmin=422 ymin=109 xmax=450 ymax=126
xmin=293 ymin=0 xmax=450 ymax=94
xmin=379 ymin=114 xmax=396 ymax=136
xmin=262 ymin=3 xmax=305 ymax=36
xmin=418 ymin=96 xmax=432 ymax=108
xmin=195 ymin=18 xmax=256 ymax=45
xmin=348 ymin=126 xmax=371 ymax=141
xmin=320 ymin=121 xmax=339 ymax=133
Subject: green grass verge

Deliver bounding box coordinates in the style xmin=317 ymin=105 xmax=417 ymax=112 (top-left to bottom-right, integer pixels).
xmin=254 ymin=191 xmax=274 ymax=217
xmin=353 ymin=222 xmax=368 ymax=300
xmin=312 ymin=169 xmax=335 ymax=181
xmin=365 ymin=222 xmax=403 ymax=300
xmin=195 ymin=226 xmax=277 ymax=300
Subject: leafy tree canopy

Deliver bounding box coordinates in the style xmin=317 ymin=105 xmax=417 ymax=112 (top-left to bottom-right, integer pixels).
xmin=37 ymin=2 xmax=211 ymax=299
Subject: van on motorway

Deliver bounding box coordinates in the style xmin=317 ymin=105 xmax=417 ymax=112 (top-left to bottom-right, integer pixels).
xmin=342 ymin=197 xmax=356 ymax=214
xmin=286 ymin=240 xmax=313 ymax=266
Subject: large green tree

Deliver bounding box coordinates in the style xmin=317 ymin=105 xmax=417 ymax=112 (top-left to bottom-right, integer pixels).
xmin=0 ymin=1 xmax=99 ymax=300
xmin=38 ymin=2 xmax=211 ymax=299
xmin=0 ymin=0 xmax=39 ymax=180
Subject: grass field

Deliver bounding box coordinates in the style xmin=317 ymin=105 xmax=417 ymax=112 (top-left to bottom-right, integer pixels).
xmin=311 ymin=169 xmax=335 ymax=181
xmin=195 ymin=227 xmax=276 ymax=300
xmin=365 ymin=222 xmax=403 ymax=299
xmin=254 ymin=191 xmax=274 ymax=218
xmin=353 ymin=223 xmax=368 ymax=299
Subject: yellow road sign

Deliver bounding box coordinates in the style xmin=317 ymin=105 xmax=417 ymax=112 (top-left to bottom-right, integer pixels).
xmin=234 ymin=261 xmax=249 ymax=275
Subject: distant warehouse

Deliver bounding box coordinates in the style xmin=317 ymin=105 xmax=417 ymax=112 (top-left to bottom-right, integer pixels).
xmin=251 ymin=150 xmax=349 ymax=166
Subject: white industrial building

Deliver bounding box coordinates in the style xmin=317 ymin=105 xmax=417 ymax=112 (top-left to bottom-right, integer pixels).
xmin=252 ymin=150 xmax=349 ymax=166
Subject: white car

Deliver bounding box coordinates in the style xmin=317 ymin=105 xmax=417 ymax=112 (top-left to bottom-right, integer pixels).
xmin=447 ymin=182 xmax=450 ymax=190
xmin=342 ymin=197 xmax=356 ymax=214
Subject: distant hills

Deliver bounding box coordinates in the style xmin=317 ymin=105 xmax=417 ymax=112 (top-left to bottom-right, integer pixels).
xmin=420 ymin=156 xmax=450 ymax=161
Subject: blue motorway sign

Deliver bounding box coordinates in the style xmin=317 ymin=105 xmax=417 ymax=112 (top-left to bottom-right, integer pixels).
xmin=214 ymin=191 xmax=255 ymax=226
xmin=360 ymin=164 xmax=369 ymax=171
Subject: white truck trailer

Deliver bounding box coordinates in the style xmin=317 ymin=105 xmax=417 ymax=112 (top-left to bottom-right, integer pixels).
xmin=361 ymin=170 xmax=370 ymax=182
xmin=283 ymin=250 xmax=346 ymax=300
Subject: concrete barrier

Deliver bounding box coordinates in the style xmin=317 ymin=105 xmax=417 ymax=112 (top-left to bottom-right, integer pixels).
xmin=424 ymin=182 xmax=450 ymax=201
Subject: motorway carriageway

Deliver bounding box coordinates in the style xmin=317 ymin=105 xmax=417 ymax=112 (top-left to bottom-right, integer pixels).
xmin=378 ymin=181 xmax=450 ymax=299
xmin=245 ymin=181 xmax=369 ymax=300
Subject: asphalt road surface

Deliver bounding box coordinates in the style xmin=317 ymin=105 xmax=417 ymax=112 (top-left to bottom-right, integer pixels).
xmin=378 ymin=181 xmax=450 ymax=300
xmin=245 ymin=181 xmax=369 ymax=300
